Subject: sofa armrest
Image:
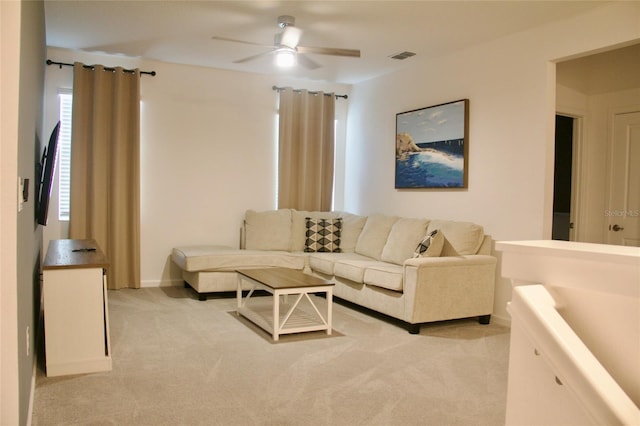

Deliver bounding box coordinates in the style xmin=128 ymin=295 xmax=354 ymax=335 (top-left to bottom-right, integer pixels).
xmin=404 ymin=254 xmax=496 ymax=268
xmin=402 ymin=255 xmax=497 ymax=323
xmin=477 ymin=235 xmax=493 ymax=255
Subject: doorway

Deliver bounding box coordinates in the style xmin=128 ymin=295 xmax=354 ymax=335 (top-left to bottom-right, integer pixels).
xmin=552 ymin=114 xmax=574 ymax=241
xmin=555 ymin=43 xmax=640 ymax=244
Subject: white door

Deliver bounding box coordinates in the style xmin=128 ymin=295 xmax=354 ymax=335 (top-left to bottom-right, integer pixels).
xmin=607 ymin=110 xmax=640 ymax=246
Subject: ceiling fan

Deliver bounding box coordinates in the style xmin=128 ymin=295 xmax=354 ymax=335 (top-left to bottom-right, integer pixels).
xmin=211 ymin=15 xmax=361 ymax=69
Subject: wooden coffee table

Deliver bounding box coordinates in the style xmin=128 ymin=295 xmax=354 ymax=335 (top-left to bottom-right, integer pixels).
xmin=236 ymin=268 xmax=334 ymax=341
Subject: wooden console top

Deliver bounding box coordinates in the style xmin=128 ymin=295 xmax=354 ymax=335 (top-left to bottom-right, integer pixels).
xmin=43 ymin=239 xmax=109 ymax=270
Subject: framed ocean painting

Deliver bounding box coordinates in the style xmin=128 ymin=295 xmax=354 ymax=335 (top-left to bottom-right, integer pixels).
xmin=395 ymin=99 xmax=469 ymax=189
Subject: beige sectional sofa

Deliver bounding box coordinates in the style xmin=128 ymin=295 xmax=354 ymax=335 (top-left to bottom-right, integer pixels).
xmin=172 ymin=209 xmax=497 ymax=333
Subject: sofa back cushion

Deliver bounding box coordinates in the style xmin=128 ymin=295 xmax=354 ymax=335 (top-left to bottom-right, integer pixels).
xmin=244 ymin=209 xmax=292 ymax=251
xmin=426 ymin=220 xmax=484 ymax=255
xmin=355 ymin=214 xmax=399 ymax=260
xmin=380 ymin=218 xmax=429 ymax=265
xmin=336 ymin=212 xmax=367 ymax=252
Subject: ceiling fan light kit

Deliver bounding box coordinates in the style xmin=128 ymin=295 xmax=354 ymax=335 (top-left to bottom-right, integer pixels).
xmin=212 ymin=15 xmax=361 ymax=70
xmin=275 ymin=48 xmax=296 ymax=67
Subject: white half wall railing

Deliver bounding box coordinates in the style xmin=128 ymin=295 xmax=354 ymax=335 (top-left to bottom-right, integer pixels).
xmin=497 ymin=240 xmax=640 ymax=426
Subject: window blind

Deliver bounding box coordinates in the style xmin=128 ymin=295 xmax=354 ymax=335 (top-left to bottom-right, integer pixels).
xmin=58 ymin=92 xmax=72 ymax=221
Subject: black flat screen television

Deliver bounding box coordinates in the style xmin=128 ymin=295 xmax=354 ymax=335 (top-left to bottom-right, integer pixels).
xmin=37 ymin=121 xmax=61 ymax=226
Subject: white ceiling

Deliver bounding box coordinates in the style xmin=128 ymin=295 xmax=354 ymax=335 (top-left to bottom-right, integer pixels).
xmin=45 ymin=1 xmax=609 ymax=84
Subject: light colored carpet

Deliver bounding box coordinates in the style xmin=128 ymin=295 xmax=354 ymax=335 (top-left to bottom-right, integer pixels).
xmin=32 ymin=287 xmax=510 ymax=426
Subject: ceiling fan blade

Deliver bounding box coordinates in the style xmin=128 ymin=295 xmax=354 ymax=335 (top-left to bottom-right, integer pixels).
xmin=211 ymin=36 xmax=272 ymax=49
xmin=297 ymin=53 xmax=322 ymax=70
xmin=233 ymin=49 xmax=275 ymax=64
xmin=280 ymin=26 xmax=302 ymax=48
xmin=297 ymin=46 xmax=361 ymax=58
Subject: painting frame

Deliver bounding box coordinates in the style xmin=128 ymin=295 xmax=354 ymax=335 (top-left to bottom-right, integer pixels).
xmin=395 ymin=99 xmax=469 ymax=189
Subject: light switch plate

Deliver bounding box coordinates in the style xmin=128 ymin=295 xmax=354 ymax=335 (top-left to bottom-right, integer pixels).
xmin=18 ymin=177 xmax=24 ymax=212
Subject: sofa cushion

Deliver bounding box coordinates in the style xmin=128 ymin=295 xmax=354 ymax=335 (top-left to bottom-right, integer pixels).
xmin=334 ymin=212 xmax=367 ymax=252
xmin=291 ymin=210 xmax=341 ymax=251
xmin=172 ymin=246 xmax=305 ymax=271
xmin=380 ymin=218 xmax=429 ymax=265
xmin=334 ymin=259 xmax=382 ymax=283
xmin=354 ymin=214 xmax=399 ymax=260
xmin=426 ymin=220 xmax=484 ymax=256
xmin=309 ymin=252 xmax=370 ymax=276
xmin=245 ymin=209 xmax=292 ymax=251
xmin=364 ymin=263 xmax=404 ymax=292
xmin=413 ymin=229 xmax=445 ymax=258
xmin=172 ymin=245 xmax=233 ymax=271
xmin=304 ymin=217 xmax=342 ymax=253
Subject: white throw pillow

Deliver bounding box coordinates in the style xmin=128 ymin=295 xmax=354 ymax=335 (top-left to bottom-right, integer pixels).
xmin=413 ymin=229 xmax=445 ymax=258
xmin=381 ymin=218 xmax=429 ymax=265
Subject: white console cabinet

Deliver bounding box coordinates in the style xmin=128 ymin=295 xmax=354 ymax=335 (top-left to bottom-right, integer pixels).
xmin=43 ymin=239 xmax=112 ymax=377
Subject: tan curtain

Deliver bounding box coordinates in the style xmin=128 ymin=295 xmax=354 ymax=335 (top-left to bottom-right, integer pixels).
xmin=69 ymin=62 xmax=141 ymax=289
xmin=278 ymin=88 xmax=335 ymax=211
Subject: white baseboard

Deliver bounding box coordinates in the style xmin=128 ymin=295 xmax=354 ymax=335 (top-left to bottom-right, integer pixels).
xmin=492 ymin=314 xmax=511 ymax=328
xmin=140 ymin=278 xmax=183 ymax=288
xmin=27 ymin=355 xmax=36 ymax=426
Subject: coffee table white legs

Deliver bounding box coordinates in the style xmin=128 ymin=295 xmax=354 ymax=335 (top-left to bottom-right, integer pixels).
xmin=236 ymin=275 xmax=333 ymax=341
xmin=326 ymin=290 xmax=333 ymax=336
xmin=273 ymin=292 xmax=279 ymax=341
xmin=272 ymin=290 xmax=333 ymax=341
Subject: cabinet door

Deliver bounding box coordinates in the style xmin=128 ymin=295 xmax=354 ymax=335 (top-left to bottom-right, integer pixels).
xmin=43 ymin=268 xmax=106 ymax=369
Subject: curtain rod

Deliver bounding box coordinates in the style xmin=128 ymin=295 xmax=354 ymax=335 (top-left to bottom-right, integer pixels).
xmin=46 ymin=59 xmax=156 ymax=76
xmin=272 ymin=85 xmax=347 ymax=99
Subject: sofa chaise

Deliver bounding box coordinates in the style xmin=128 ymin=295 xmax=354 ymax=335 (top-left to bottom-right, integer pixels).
xmin=172 ymin=209 xmax=497 ymax=333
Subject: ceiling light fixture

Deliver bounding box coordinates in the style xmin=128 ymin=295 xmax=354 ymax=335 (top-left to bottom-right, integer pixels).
xmin=275 ymin=47 xmax=296 ymax=67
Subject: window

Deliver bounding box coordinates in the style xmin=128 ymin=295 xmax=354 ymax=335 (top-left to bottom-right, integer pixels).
xmin=58 ymin=92 xmax=72 ymax=220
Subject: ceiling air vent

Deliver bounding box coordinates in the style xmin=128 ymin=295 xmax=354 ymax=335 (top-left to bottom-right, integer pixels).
xmin=389 ymin=51 xmax=416 ymax=60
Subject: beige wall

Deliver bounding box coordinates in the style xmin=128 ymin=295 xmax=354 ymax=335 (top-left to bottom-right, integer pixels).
xmin=1 ymin=0 xmax=46 ymax=424
xmin=345 ymin=1 xmax=640 ymax=324
xmin=1 ymin=1 xmax=22 ymax=423
xmin=43 ymin=48 xmax=350 ymax=288
xmin=40 ymin=2 xmax=640 ymax=327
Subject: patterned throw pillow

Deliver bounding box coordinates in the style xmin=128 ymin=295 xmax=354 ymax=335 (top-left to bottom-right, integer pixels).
xmin=413 ymin=229 xmax=444 ymax=258
xmin=305 ymin=217 xmax=343 ymax=253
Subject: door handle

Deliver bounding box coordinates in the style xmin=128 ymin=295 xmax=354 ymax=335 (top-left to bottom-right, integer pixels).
xmin=611 ymin=224 xmax=624 ymax=232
